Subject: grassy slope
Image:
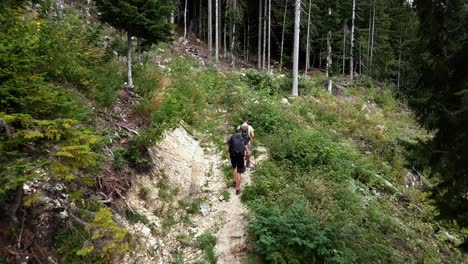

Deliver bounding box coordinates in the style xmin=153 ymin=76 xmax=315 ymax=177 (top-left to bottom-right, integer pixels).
xmin=0 ymin=5 xmax=462 ymax=262
xmin=143 ymin=48 xmax=463 ymax=263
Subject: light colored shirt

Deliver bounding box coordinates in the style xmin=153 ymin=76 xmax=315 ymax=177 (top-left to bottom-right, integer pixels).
xmin=237 ymin=124 xmax=254 ymax=138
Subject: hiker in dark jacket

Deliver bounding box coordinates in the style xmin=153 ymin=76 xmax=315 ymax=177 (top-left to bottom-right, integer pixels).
xmin=225 ymin=129 xmax=248 ymax=195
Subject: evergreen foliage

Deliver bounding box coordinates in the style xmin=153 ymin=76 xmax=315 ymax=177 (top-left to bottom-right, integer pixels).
xmin=405 ymin=0 xmax=468 ymax=227
xmin=94 ymin=0 xmax=176 ymax=44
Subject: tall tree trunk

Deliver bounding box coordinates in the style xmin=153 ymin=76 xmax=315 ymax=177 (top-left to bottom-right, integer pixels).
xmin=199 ymin=0 xmax=203 ymax=38
xmin=397 ymin=35 xmax=402 ymax=88
xmin=349 ymin=0 xmax=356 ymax=83
xmin=258 ymin=0 xmax=262 ymax=69
xmin=262 ymin=0 xmax=267 ymax=69
xmin=359 ymin=40 xmax=362 ymax=75
xmin=369 ymin=0 xmax=375 ymax=73
xmin=367 ymin=0 xmax=371 ymax=66
xmin=279 ymin=0 xmax=288 ymax=71
xmin=342 ymin=23 xmax=346 ymax=75
xmin=224 ymin=0 xmax=228 ymax=58
xmin=184 ymin=0 xmax=187 ymax=39
xmin=208 ymin=0 xmax=213 ymax=54
xmin=127 ymin=33 xmax=134 ymax=89
xmin=215 ymin=0 xmax=219 ymax=61
xmin=292 ymin=0 xmax=301 ymax=97
xmin=231 ymin=0 xmax=237 ymax=66
xmin=327 ymin=30 xmax=332 ymax=93
xmin=247 ymin=15 xmax=250 ymax=62
xmin=137 ymin=37 xmax=143 ymax=66
xmin=305 ymin=0 xmax=312 ymax=74
xmin=267 ymin=0 xmax=271 ymax=71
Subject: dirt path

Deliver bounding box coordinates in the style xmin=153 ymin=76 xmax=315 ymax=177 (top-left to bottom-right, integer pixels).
xmin=120 ymin=127 xmax=266 ymax=264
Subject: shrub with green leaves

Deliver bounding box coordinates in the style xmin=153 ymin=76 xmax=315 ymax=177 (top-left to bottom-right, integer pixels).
xmin=248 ymin=203 xmax=339 ymax=264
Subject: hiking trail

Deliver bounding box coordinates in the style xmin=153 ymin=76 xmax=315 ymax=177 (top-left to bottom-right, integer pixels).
xmin=119 ymin=126 xmax=267 ymax=263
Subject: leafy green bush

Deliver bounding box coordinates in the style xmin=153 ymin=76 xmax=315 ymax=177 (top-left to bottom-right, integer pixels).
xmin=241 ymin=69 xmax=283 ymax=95
xmin=266 ymin=129 xmax=356 ymax=180
xmin=248 ymin=203 xmax=339 ymax=264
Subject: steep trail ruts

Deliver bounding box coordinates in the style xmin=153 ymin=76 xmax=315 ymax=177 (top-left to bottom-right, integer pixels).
xmin=121 ymin=127 xmax=266 ymax=263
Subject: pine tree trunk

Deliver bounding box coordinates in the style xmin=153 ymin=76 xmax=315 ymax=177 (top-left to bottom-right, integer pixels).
xmin=127 ymin=33 xmax=134 ymax=89
xmin=279 ymin=0 xmax=288 ymax=71
xmin=367 ymin=0 xmax=371 ymax=67
xmin=359 ymin=40 xmax=362 ymax=75
xmin=267 ymin=0 xmax=271 ymax=71
xmin=231 ymin=0 xmax=237 ymax=66
xmin=370 ymin=0 xmax=375 ymax=73
xmin=258 ymin=0 xmax=262 ymax=69
xmin=247 ymin=18 xmax=250 ymax=62
xmin=262 ymin=0 xmax=267 ymax=69
xmin=305 ymin=0 xmax=312 ymax=74
xmin=224 ymin=0 xmax=228 ymax=58
xmin=199 ymin=0 xmax=203 ymax=38
xmin=215 ymin=0 xmax=219 ymax=61
xmin=350 ymin=0 xmax=356 ymax=83
xmin=184 ymin=0 xmax=187 ymax=39
xmin=327 ymin=30 xmax=332 ymax=93
xmin=208 ymin=0 xmax=212 ymax=54
xmin=292 ymin=0 xmax=301 ymax=97
xmin=342 ymin=23 xmax=346 ymax=75
xmin=397 ymin=35 xmax=402 ymax=88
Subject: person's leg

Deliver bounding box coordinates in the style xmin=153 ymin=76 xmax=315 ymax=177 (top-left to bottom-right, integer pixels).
xmin=230 ymin=157 xmax=237 ymax=187
xmin=235 ymin=156 xmax=245 ymax=194
xmin=245 ymin=145 xmax=251 ymax=167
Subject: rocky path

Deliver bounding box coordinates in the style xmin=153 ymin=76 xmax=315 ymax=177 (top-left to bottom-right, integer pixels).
xmin=120 ymin=127 xmax=266 ymax=264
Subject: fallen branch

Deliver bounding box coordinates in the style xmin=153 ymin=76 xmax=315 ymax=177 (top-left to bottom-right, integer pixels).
xmin=118 ymin=125 xmax=140 ymax=136
xmin=115 ymin=189 xmax=135 ymax=215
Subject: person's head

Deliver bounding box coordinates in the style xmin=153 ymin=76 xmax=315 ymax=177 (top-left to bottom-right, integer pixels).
xmin=235 ymin=128 xmax=242 ymax=134
xmin=242 ymin=116 xmax=249 ymax=123
xmin=241 ymin=124 xmax=249 ymax=132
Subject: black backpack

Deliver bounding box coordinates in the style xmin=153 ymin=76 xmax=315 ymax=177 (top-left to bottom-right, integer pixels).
xmin=230 ymin=134 xmax=245 ymax=157
xmin=241 ymin=126 xmax=250 ymax=144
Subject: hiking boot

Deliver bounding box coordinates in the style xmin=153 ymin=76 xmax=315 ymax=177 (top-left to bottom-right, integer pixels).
xmin=236 ymin=189 xmax=241 ymax=195
xmin=232 ymin=181 xmax=236 ymax=188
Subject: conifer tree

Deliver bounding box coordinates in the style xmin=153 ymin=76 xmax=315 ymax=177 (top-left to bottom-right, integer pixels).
xmin=95 ymin=0 xmax=176 ymax=88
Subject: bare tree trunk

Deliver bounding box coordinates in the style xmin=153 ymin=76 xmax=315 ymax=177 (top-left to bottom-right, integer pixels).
xmin=127 ymin=33 xmax=134 ymax=88
xmin=258 ymin=0 xmax=262 ymax=68
xmin=199 ymin=0 xmax=203 ymax=38
xmin=262 ymin=0 xmax=267 ymax=69
xmin=267 ymin=0 xmax=271 ymax=71
xmin=208 ymin=0 xmax=213 ymax=54
xmin=184 ymin=0 xmax=187 ymax=39
xmin=367 ymin=0 xmax=371 ymax=66
xmin=369 ymin=0 xmax=375 ymax=73
xmin=215 ymin=0 xmax=219 ymax=61
xmin=224 ymin=0 xmax=229 ymax=58
xmin=342 ymin=22 xmax=347 ymax=75
xmin=231 ymin=0 xmax=237 ymax=66
xmin=349 ymin=0 xmax=356 ymax=83
xmin=397 ymin=35 xmax=402 ymax=88
xmin=247 ymin=15 xmax=250 ymax=62
xmin=305 ymin=0 xmax=312 ymax=74
xmin=327 ymin=30 xmax=332 ymax=93
xmin=279 ymin=0 xmax=288 ymax=71
xmin=137 ymin=37 xmax=143 ymax=66
xmin=292 ymin=0 xmax=301 ymax=97
xmin=359 ymin=40 xmax=362 ymax=75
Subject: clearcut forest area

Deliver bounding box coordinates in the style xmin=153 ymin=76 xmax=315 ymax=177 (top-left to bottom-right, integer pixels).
xmin=0 ymin=0 xmax=467 ymax=263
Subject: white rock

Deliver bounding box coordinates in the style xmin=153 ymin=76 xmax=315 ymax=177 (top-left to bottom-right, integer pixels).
xmin=142 ymin=226 xmax=152 ymax=236
xmin=281 ymin=98 xmax=291 ymax=105
xmin=200 ymin=204 xmax=211 ymax=216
